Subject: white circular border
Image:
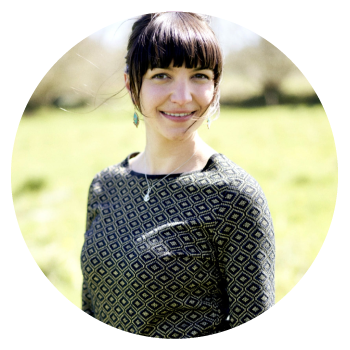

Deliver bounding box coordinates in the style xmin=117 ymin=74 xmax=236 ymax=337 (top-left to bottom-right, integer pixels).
xmin=2 ymin=1 xmax=349 ymax=349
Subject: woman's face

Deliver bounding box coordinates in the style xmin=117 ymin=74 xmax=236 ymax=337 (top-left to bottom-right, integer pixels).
xmin=127 ymin=64 xmax=215 ymax=142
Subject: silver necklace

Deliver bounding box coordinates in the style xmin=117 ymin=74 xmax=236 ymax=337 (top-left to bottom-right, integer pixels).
xmin=143 ymin=150 xmax=197 ymax=202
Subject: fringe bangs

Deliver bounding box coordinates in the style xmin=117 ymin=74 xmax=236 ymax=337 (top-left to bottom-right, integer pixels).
xmin=143 ymin=13 xmax=220 ymax=74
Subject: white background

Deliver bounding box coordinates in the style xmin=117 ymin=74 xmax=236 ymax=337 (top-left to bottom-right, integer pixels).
xmin=1 ymin=1 xmax=349 ymax=349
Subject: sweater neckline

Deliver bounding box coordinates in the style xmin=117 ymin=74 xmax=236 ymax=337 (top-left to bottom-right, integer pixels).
xmin=124 ymin=152 xmax=221 ymax=179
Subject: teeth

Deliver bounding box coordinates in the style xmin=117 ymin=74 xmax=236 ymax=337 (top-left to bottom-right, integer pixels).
xmin=163 ymin=112 xmax=192 ymax=117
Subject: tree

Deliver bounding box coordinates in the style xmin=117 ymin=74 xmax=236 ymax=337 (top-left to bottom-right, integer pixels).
xmin=225 ymin=38 xmax=297 ymax=105
xmin=25 ymin=37 xmax=126 ymax=113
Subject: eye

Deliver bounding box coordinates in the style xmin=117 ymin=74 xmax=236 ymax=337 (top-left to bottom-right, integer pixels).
xmin=193 ymin=73 xmax=210 ymax=80
xmin=152 ymin=73 xmax=169 ymax=80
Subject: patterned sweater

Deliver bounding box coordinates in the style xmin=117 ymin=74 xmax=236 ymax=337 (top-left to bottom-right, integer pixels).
xmin=81 ymin=153 xmax=275 ymax=338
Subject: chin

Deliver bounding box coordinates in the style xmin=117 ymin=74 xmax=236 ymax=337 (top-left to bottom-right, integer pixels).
xmin=150 ymin=121 xmax=202 ymax=142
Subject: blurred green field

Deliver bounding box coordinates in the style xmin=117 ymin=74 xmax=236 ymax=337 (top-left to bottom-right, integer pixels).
xmin=12 ymin=103 xmax=337 ymax=308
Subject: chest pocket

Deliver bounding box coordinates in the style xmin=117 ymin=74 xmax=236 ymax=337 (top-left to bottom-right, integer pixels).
xmin=134 ymin=221 xmax=215 ymax=259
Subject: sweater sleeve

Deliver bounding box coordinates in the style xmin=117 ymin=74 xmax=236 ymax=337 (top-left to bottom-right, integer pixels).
xmin=81 ymin=174 xmax=101 ymax=316
xmin=213 ymin=179 xmax=275 ymax=328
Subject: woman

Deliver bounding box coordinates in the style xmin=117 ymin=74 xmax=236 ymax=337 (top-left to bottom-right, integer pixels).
xmin=81 ymin=12 xmax=275 ymax=338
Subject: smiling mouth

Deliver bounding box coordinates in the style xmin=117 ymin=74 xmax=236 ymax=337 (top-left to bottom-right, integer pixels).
xmin=161 ymin=111 xmax=195 ymax=117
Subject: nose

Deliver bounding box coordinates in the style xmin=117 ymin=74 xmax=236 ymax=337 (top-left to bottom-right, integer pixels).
xmin=170 ymin=79 xmax=192 ymax=105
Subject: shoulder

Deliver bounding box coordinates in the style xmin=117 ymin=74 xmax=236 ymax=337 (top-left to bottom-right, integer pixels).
xmin=88 ymin=156 xmax=130 ymax=195
xmin=209 ymin=154 xmax=269 ymax=210
xmin=211 ymin=155 xmax=274 ymax=239
xmin=208 ymin=153 xmax=261 ymax=191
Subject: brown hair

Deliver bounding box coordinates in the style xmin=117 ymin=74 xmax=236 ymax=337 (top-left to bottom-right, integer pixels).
xmin=125 ymin=12 xmax=223 ymax=118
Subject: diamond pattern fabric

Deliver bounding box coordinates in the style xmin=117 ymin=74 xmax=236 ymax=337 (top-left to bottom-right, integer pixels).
xmin=81 ymin=153 xmax=275 ymax=338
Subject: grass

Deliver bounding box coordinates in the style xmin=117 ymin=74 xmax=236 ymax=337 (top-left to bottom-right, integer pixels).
xmin=12 ymin=103 xmax=337 ymax=307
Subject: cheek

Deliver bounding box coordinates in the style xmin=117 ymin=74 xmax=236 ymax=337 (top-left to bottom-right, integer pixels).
xmin=201 ymin=85 xmax=215 ymax=104
xmin=140 ymin=84 xmax=165 ymax=111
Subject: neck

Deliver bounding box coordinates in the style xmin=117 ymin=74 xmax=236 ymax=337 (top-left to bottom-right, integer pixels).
xmin=142 ymin=133 xmax=201 ymax=174
xmin=129 ymin=127 xmax=217 ymax=175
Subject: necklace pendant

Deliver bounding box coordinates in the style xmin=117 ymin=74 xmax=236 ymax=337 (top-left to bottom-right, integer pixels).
xmin=144 ymin=191 xmax=150 ymax=202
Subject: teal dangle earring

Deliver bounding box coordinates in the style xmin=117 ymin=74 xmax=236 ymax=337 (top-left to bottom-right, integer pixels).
xmin=133 ymin=111 xmax=139 ymax=128
xmin=207 ymin=115 xmax=211 ymax=129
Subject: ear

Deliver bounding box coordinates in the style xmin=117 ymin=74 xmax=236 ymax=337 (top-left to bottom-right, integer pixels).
xmin=124 ymin=73 xmax=131 ymax=95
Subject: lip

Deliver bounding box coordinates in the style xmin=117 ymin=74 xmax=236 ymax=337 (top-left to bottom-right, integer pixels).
xmin=160 ymin=111 xmax=196 ymax=122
